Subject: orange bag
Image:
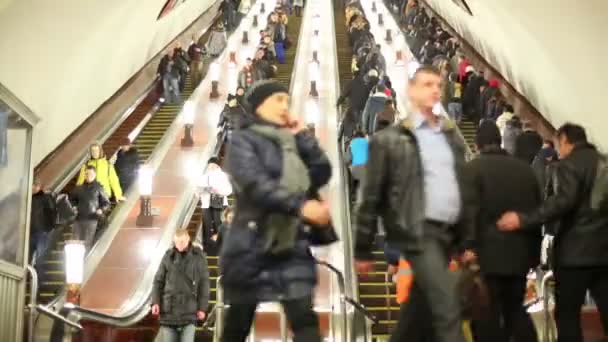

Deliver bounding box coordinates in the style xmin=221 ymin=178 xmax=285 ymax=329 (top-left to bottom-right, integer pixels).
xmin=396 ymin=259 xmax=414 ymax=304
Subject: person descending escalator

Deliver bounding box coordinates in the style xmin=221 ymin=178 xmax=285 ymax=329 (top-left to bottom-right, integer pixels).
xmin=293 ymin=0 xmax=304 ymax=17
xmin=220 ymin=80 xmax=335 ymax=342
xmin=71 ymin=166 xmax=111 ymax=253
xmin=220 ymin=0 xmax=237 ymax=31
xmin=76 ymin=143 xmax=125 ymax=202
xmin=187 ymin=36 xmax=205 ymax=87
xmin=206 ymin=23 xmax=228 ymax=58
xmin=198 ymin=157 xmax=232 ymax=255
xmin=215 ymin=206 xmax=233 ymax=251
xmin=152 ymin=229 xmax=210 ymax=342
xmin=114 ymin=138 xmax=141 ymax=193
xmin=173 ymin=44 xmax=191 ymax=92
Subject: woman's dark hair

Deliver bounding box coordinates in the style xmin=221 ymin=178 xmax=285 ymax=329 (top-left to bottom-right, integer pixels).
xmin=556 ymin=123 xmax=587 ymax=145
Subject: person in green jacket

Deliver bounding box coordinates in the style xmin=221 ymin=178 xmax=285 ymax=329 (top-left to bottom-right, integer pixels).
xmin=76 ymin=143 xmax=125 ymax=201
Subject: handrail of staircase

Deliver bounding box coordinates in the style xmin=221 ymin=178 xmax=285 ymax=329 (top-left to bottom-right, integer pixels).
xmin=315 ymin=260 xmax=379 ymax=325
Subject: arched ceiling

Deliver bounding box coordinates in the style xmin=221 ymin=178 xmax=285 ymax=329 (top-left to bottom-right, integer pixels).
xmin=0 ymin=0 xmax=217 ymax=165
xmin=425 ymin=0 xmax=608 ymax=150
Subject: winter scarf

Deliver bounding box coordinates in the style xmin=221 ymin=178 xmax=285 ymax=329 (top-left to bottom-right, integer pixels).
xmin=249 ymin=124 xmax=310 ymax=254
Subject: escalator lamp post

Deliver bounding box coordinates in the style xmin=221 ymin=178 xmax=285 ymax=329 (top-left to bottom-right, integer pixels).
xmin=312 ymin=14 xmax=321 ymax=36
xmin=260 ymin=2 xmax=265 ymax=14
xmin=252 ymin=15 xmax=258 ymax=28
xmin=311 ymin=34 xmax=320 ymax=62
xmin=385 ymin=29 xmax=392 ymax=43
xmin=395 ymin=38 xmax=406 ymax=66
xmin=64 ymin=240 xmax=85 ymax=305
xmin=181 ymin=100 xmax=195 ymax=147
xmin=229 ymin=51 xmax=238 ymax=68
xmin=309 ymin=61 xmax=320 ymax=98
xmin=378 ymin=13 xmax=384 ymax=26
xmin=372 ymin=1 xmax=377 ymax=12
xmin=242 ymin=30 xmax=249 ymax=44
xmin=137 ymin=165 xmax=154 ymax=226
xmin=209 ymin=62 xmax=221 ymax=99
xmin=407 ymin=60 xmax=421 ymax=79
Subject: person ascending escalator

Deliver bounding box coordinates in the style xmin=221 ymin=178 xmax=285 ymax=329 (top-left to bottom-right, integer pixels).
xmin=152 ymin=229 xmax=210 ymax=342
xmin=220 ymin=80 xmax=335 ymax=341
xmin=76 ymin=143 xmax=125 ymax=202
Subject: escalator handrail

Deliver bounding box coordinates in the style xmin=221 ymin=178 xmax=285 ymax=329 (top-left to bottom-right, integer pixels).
xmin=315 ymin=260 xmax=379 ymax=324
xmin=56 ymin=102 xmax=232 ymax=328
xmin=47 ymin=75 xmax=161 ymax=193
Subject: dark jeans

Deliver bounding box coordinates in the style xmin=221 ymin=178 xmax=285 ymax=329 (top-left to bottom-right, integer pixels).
xmin=406 ymin=223 xmax=465 ymax=342
xmin=29 ymin=230 xmax=50 ymax=264
xmin=202 ymin=208 xmax=223 ymax=254
xmin=555 ymin=266 xmax=608 ymax=342
xmin=73 ymin=219 xmax=98 ymax=253
xmin=222 ymin=296 xmax=321 ymax=342
xmin=476 ymin=274 xmax=537 ymax=342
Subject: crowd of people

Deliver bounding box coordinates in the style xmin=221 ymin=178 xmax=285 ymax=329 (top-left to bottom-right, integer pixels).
xmin=26 ymin=1 xmax=608 ymax=342
xmin=340 ymin=1 xmax=608 ymax=342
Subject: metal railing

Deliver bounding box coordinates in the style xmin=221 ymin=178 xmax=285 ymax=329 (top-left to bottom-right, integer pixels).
xmin=316 ymin=260 xmax=379 ymax=342
xmin=25 ymin=266 xmax=82 ymax=342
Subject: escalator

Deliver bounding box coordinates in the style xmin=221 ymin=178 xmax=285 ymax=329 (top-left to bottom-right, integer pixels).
xmin=33 ymin=22 xmax=219 ymax=307
xmin=457 ymin=118 xmax=478 ymax=154
xmin=274 ymin=14 xmax=303 ymax=87
xmin=333 ymin=3 xmax=397 ymax=341
xmin=36 ymin=3 xmax=307 ymax=341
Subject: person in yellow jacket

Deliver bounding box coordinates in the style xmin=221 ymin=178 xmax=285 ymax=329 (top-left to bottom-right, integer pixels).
xmin=76 ymin=143 xmax=125 ymax=201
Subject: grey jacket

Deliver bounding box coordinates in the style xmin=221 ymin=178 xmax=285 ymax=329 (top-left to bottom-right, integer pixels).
xmin=355 ymin=118 xmax=473 ymax=259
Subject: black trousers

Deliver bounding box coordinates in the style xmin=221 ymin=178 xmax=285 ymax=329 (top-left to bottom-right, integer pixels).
xmin=475 ymin=274 xmax=537 ymax=342
xmin=555 ymin=266 xmax=608 ymax=342
xmin=202 ymin=208 xmax=223 ymax=253
xmin=222 ymin=296 xmax=321 ymax=342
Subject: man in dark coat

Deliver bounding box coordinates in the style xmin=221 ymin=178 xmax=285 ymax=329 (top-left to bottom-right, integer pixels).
xmin=30 ymin=179 xmax=56 ymax=264
xmin=220 ymin=80 xmax=332 ymax=341
xmin=152 ymin=229 xmax=209 ymax=342
xmin=514 ymin=122 xmax=543 ymax=164
xmin=464 ymin=121 xmax=540 ymax=341
xmin=114 ymin=139 xmax=140 ymax=193
xmin=499 ymin=123 xmax=608 ymax=341
xmin=70 ymin=166 xmax=111 ymax=252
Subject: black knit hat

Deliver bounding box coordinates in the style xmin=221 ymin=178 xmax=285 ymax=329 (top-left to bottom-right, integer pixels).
xmin=245 ymin=80 xmax=289 ymax=114
xmin=208 ymin=156 xmax=220 ymax=166
xmin=476 ymin=120 xmax=502 ymax=148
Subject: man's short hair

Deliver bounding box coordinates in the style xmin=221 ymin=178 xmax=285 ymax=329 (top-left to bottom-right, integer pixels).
xmin=85 ymin=165 xmax=96 ymax=173
xmin=410 ymin=65 xmax=441 ymax=84
xmin=557 ymin=123 xmax=587 ymax=145
xmin=174 ymin=228 xmax=190 ymax=238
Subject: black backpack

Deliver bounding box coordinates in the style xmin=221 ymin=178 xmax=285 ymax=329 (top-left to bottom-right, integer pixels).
xmin=590 ymin=153 xmax=608 ymax=214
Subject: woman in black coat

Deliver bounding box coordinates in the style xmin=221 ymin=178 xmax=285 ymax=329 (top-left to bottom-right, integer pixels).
xmin=220 ymin=81 xmax=332 ymax=341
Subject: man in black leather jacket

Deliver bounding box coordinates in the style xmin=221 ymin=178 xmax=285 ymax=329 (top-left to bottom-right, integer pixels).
xmin=220 ymin=80 xmax=332 ymax=341
xmin=70 ymin=165 xmax=110 ymax=252
xmin=499 ymin=123 xmax=608 ymax=341
xmin=354 ymin=66 xmax=471 ymax=342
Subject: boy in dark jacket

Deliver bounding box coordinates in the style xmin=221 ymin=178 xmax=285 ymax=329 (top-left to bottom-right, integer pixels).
xmin=70 ymin=166 xmax=111 ymax=252
xmin=152 ymin=229 xmax=209 ymax=341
